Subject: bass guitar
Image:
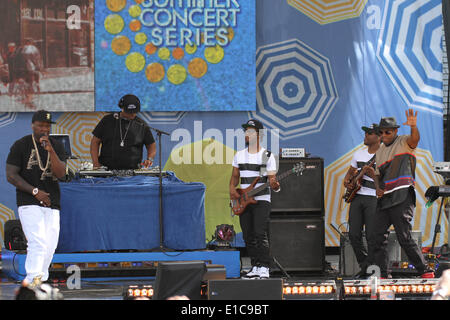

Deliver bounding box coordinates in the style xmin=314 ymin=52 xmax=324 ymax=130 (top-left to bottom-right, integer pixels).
xmin=343 ymin=158 xmax=375 ymax=203
xmin=230 ymin=162 xmax=305 ymax=216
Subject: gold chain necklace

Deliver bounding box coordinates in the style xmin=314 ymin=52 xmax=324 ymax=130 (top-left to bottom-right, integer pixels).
xmin=31 ymin=134 xmax=50 ymax=172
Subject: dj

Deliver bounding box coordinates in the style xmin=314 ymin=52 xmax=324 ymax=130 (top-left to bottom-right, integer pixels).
xmin=90 ymin=94 xmax=156 ymax=170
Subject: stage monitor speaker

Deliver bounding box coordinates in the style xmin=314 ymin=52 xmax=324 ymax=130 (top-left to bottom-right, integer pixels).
xmin=339 ymin=230 xmax=422 ymax=276
xmin=388 ymin=230 xmax=422 ymax=262
xmin=153 ymin=261 xmax=206 ymax=300
xmin=269 ymin=216 xmax=325 ymax=272
xmin=271 ymin=157 xmax=324 ymax=215
xmin=3 ymin=219 xmax=27 ymax=251
xmin=208 ymin=279 xmax=283 ymax=300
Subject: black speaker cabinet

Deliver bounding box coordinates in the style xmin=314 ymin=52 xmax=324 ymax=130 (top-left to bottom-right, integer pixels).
xmin=271 ymin=157 xmax=324 ymax=215
xmin=269 ymin=216 xmax=325 ymax=272
xmin=153 ymin=261 xmax=206 ymax=300
xmin=3 ymin=219 xmax=27 ymax=251
xmin=208 ymin=279 xmax=283 ymax=300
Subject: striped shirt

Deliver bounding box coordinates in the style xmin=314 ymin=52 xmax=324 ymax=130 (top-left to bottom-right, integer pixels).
xmin=375 ymin=135 xmax=416 ymax=209
xmin=232 ymin=148 xmax=277 ymax=202
xmin=350 ymin=148 xmax=376 ymax=197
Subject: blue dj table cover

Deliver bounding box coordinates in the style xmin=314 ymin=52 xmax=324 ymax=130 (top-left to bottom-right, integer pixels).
xmin=56 ymin=173 xmax=206 ymax=252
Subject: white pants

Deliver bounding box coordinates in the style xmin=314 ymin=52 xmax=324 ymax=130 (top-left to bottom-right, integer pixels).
xmin=18 ymin=205 xmax=60 ymax=282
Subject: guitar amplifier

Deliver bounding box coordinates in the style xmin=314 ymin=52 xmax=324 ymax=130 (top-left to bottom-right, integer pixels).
xmin=271 ymin=158 xmax=324 ymax=215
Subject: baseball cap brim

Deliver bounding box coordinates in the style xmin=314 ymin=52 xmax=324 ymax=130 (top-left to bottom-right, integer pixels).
xmin=242 ymin=124 xmax=257 ymax=130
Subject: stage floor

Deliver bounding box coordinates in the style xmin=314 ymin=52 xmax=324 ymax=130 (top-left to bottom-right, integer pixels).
xmin=0 ymin=254 xmax=340 ymax=300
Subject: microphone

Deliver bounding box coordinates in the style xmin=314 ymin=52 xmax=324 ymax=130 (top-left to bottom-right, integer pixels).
xmin=41 ymin=134 xmax=48 ymax=148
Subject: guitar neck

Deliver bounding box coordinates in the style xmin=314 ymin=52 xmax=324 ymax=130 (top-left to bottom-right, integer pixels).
xmin=354 ymin=159 xmax=375 ymax=181
xmin=247 ymin=168 xmax=296 ymax=197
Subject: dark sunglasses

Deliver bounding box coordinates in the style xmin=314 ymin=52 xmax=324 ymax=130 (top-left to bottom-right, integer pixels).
xmin=379 ymin=130 xmax=393 ymax=135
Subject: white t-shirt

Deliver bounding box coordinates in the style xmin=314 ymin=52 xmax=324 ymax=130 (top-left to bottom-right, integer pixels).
xmin=350 ymin=148 xmax=376 ymax=197
xmin=232 ymin=148 xmax=277 ymax=202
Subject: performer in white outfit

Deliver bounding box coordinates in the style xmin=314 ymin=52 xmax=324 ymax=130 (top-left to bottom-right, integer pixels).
xmin=6 ymin=110 xmax=67 ymax=286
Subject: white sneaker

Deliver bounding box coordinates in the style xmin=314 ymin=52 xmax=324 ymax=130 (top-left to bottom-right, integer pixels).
xmin=243 ymin=266 xmax=260 ymax=278
xmin=258 ymin=266 xmax=270 ymax=279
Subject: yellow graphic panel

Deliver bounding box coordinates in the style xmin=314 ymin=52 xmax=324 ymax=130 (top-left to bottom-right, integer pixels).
xmin=287 ymin=0 xmax=368 ymax=25
xmin=164 ymin=139 xmax=241 ymax=243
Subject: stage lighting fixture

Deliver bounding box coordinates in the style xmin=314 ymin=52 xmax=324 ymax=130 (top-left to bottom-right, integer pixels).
xmin=342 ymin=279 xmax=439 ymax=300
xmin=214 ymin=224 xmax=235 ymax=247
xmin=124 ymin=284 xmax=209 ymax=300
xmin=124 ymin=285 xmax=154 ymax=300
xmin=283 ymin=280 xmax=337 ymax=300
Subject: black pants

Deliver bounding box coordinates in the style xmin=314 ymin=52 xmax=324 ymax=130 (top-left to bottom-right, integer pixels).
xmin=373 ymin=190 xmax=427 ymax=277
xmin=348 ymin=194 xmax=377 ymax=270
xmin=239 ymin=200 xmax=271 ymax=268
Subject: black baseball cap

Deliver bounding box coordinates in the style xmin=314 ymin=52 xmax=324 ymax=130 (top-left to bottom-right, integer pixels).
xmin=242 ymin=119 xmax=264 ymax=131
xmin=361 ymin=123 xmax=380 ymax=135
xmin=32 ymin=110 xmax=55 ymax=124
xmin=119 ymin=94 xmax=140 ymax=113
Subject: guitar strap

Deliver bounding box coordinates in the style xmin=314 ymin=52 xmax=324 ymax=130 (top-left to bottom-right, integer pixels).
xmin=359 ymin=154 xmax=376 ymax=189
xmin=260 ymin=150 xmax=271 ymax=175
xmin=358 ymin=154 xmax=376 ymax=171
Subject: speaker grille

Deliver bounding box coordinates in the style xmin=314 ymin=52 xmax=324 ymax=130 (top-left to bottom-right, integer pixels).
xmin=269 ymin=216 xmax=325 ymax=271
xmin=271 ymin=158 xmax=324 ymax=215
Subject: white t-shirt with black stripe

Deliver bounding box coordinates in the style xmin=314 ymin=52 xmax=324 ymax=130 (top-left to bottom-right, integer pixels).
xmin=232 ymin=148 xmax=277 ymax=202
xmin=350 ymin=148 xmax=376 ymax=197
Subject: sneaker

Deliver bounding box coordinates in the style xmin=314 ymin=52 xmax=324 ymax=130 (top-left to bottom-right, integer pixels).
xmin=420 ymin=269 xmax=435 ymax=278
xmin=29 ymin=275 xmax=43 ymax=289
xmin=258 ymin=266 xmax=270 ymax=279
xmin=242 ymin=266 xmax=260 ymax=278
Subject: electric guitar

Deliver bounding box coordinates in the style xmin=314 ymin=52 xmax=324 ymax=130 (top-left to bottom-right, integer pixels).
xmin=230 ymin=162 xmax=305 ymax=216
xmin=343 ymin=158 xmax=376 ymax=203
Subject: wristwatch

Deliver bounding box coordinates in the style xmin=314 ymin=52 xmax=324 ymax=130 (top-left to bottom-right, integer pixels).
xmin=147 ymin=157 xmax=154 ymax=162
xmin=32 ymin=188 xmax=39 ymax=196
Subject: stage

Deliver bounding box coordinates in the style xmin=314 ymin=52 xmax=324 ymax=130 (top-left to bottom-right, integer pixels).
xmin=0 ymin=248 xmax=441 ymax=301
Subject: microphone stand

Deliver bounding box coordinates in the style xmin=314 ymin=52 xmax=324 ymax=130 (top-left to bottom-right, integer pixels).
xmin=148 ymin=125 xmax=171 ymax=252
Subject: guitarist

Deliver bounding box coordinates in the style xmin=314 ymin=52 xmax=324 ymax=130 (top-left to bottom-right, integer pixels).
xmin=229 ymin=119 xmax=280 ymax=279
xmin=343 ymin=123 xmax=381 ymax=278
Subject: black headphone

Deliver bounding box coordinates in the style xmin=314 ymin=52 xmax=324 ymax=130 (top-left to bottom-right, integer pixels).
xmin=118 ymin=96 xmax=125 ymax=108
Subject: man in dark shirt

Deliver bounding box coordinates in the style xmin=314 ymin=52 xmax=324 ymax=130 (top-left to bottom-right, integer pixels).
xmin=90 ymin=94 xmax=156 ymax=170
xmin=6 ymin=110 xmax=67 ymax=286
xmin=373 ymin=109 xmax=434 ymax=279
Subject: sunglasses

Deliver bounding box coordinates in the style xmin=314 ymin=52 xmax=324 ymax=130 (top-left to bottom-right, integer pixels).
xmin=379 ymin=130 xmax=393 ymax=135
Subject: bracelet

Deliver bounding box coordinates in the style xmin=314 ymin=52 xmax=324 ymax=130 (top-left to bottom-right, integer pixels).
xmin=147 ymin=157 xmax=154 ymax=162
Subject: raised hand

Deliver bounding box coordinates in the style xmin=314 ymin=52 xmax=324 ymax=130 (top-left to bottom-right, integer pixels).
xmin=403 ymin=108 xmax=418 ymax=127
